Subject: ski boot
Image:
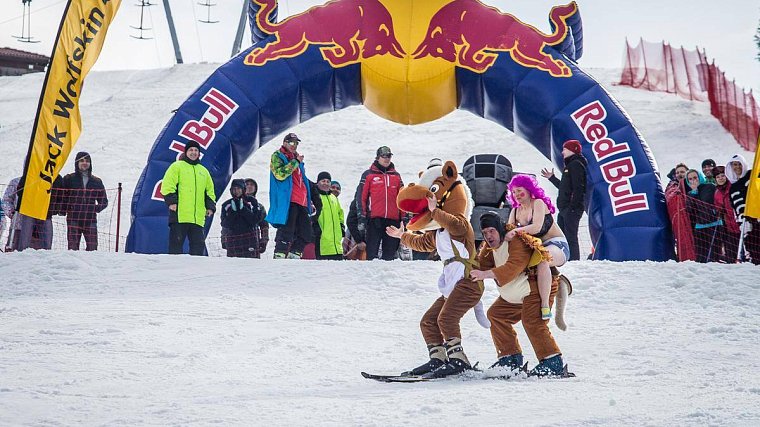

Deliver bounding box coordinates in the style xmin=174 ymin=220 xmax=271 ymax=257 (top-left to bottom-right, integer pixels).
xmin=422 ymin=338 xmax=472 ymax=379
xmin=489 ymin=353 xmax=524 ymax=370
xmin=286 ymin=251 xmax=302 ymax=259
xmin=400 ymin=344 xmax=446 ymax=376
xmin=528 ymin=354 xmax=565 ymax=377
xmin=273 ymin=252 xmax=287 ymax=259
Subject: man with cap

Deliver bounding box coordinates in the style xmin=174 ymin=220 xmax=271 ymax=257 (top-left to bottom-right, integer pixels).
xmin=701 ymin=159 xmax=717 ymax=185
xmin=314 ymin=171 xmax=345 ymax=260
xmin=220 ymin=179 xmax=263 ymax=258
xmin=266 ymin=132 xmax=313 ymax=259
xmin=540 ymin=139 xmax=588 ymax=261
xmin=161 ymin=140 xmax=217 ymax=255
xmin=61 ymin=152 xmax=108 ymax=251
xmin=244 ymin=178 xmax=270 ymax=257
xmin=470 ymin=211 xmax=570 ymax=377
xmin=354 ymin=145 xmax=404 ymax=260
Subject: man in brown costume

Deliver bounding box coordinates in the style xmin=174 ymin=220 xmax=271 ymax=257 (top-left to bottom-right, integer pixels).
xmin=386 ymin=161 xmax=488 ymax=378
xmin=471 ymin=211 xmax=572 ymax=377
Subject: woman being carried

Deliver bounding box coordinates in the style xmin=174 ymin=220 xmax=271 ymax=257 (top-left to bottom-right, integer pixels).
xmin=506 ymin=174 xmax=570 ymax=320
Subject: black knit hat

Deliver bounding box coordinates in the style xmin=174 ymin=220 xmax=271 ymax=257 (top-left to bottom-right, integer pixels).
xmin=229 ymin=178 xmax=246 ymax=196
xmin=701 ymin=158 xmax=716 ymax=168
xmin=317 ymin=171 xmax=332 ymax=182
xmin=479 ymin=211 xmax=506 ymax=238
xmin=184 ymin=140 xmax=201 ymax=153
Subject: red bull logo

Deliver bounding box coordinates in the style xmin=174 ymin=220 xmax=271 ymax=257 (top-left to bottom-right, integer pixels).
xmin=412 ymin=0 xmax=577 ymax=76
xmin=244 ymin=0 xmax=405 ymax=67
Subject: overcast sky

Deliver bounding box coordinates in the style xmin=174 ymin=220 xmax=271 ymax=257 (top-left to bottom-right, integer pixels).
xmin=1 ymin=0 xmax=758 ymax=92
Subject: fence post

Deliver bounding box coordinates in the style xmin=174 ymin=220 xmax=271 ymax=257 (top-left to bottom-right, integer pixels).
xmin=116 ymin=182 xmax=122 ymax=252
xmin=640 ymin=37 xmax=651 ymax=90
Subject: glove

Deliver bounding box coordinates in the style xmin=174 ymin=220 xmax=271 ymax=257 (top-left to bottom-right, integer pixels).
xmin=357 ymin=216 xmax=367 ymax=233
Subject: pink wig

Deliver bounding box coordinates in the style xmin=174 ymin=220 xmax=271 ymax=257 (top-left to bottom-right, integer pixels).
xmin=507 ymin=174 xmax=556 ymax=214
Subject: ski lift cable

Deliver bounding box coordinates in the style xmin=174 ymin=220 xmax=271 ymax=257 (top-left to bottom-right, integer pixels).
xmin=188 ymin=0 xmax=205 ymax=60
xmin=147 ymin=3 xmax=162 ymax=67
xmin=0 ymin=0 xmax=66 ymax=26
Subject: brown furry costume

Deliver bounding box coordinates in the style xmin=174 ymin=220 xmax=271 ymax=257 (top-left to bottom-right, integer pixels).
xmin=394 ymin=161 xmax=486 ymax=375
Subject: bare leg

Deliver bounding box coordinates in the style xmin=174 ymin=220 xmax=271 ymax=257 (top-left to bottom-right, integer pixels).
xmin=537 ymin=260 xmax=552 ymax=319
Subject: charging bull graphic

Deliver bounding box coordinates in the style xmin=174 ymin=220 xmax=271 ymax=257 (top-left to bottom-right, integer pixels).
xmin=412 ymin=0 xmax=578 ymax=75
xmin=244 ymin=0 xmax=405 ymax=67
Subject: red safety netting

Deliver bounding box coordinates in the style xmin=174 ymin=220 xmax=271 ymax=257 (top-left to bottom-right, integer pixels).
xmin=620 ymin=38 xmax=759 ymax=152
xmin=1 ymin=183 xmax=125 ymax=253
xmin=664 ymin=179 xmax=760 ymax=264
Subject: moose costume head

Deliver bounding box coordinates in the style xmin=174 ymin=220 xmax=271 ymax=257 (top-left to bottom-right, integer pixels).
xmin=397 ymin=160 xmax=473 ymax=232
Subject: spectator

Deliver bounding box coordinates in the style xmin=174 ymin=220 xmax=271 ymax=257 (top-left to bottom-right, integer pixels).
xmin=713 ymin=165 xmax=740 ymax=262
xmin=343 ymin=194 xmax=367 ymax=260
xmin=2 ymin=178 xmax=20 ymax=251
xmin=355 ymin=145 xmax=403 ymax=260
xmin=266 ymin=132 xmax=313 ymax=259
xmin=725 ymin=154 xmax=760 ymax=264
xmin=161 ymin=140 xmax=217 ymax=255
xmin=7 ymin=175 xmax=62 ymax=251
xmin=684 ymin=169 xmax=721 ymax=263
xmin=667 ymin=163 xmax=689 ymax=187
xmin=665 ymin=170 xmax=696 ymax=261
xmin=330 ymin=180 xmax=342 ymax=198
xmin=540 ymin=139 xmax=587 ymax=261
xmin=244 ymin=178 xmax=269 ymax=257
xmin=302 ymin=179 xmax=323 ymax=260
xmin=221 ymin=179 xmax=263 ymax=258
xmin=315 ymin=171 xmax=345 ymax=260
xmin=61 ymin=152 xmax=108 ymax=251
xmin=701 ymin=159 xmax=717 ymax=185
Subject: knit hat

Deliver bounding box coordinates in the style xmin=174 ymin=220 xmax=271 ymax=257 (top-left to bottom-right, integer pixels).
xmin=712 ymin=165 xmax=725 ymax=177
xmin=479 ymin=211 xmax=507 ymax=238
xmin=701 ymin=158 xmax=716 ymax=169
xmin=184 ymin=140 xmax=201 ymax=153
xmin=330 ymin=180 xmax=341 ymax=189
xmin=317 ymin=171 xmax=332 ymax=182
xmin=376 ymin=146 xmax=393 ymax=157
xmin=229 ymin=178 xmax=246 ymax=196
xmin=563 ymin=140 xmax=582 ymax=155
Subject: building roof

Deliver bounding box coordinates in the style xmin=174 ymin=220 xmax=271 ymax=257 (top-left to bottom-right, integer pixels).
xmin=0 ymin=47 xmax=50 ymax=63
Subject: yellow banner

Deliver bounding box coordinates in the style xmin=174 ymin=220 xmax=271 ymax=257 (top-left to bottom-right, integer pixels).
xmin=20 ymin=0 xmax=121 ymax=219
xmin=745 ymin=131 xmax=760 ymax=219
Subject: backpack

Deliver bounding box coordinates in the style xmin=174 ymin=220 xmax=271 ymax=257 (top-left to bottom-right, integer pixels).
xmin=462 ymin=154 xmax=514 ymax=242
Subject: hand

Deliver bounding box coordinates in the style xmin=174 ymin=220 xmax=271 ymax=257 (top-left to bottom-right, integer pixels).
xmin=541 ymin=168 xmax=554 ymax=179
xmin=386 ymin=221 xmax=405 ymax=238
xmin=206 ymin=209 xmax=214 ymax=217
xmin=169 ymin=204 xmax=177 ymax=212
xmin=506 ymin=230 xmax=517 ymax=240
xmin=470 ymin=269 xmax=494 ymax=281
xmin=296 ymin=153 xmax=304 ymax=162
xmin=427 ymin=195 xmax=437 ymax=212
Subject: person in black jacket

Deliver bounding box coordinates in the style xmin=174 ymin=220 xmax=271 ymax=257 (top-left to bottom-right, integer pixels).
xmin=684 ymin=169 xmax=721 ymax=263
xmin=221 ymin=179 xmax=262 ymax=258
xmin=541 ymin=139 xmax=587 ymax=261
xmin=244 ymin=178 xmax=269 ymax=257
xmin=62 ymin=152 xmax=108 ymax=251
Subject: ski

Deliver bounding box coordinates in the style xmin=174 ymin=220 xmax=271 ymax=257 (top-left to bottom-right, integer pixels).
xmin=363 ymin=364 xmax=575 ymax=382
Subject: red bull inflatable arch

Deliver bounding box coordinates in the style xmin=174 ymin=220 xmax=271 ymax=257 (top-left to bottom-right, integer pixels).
xmin=126 ymin=0 xmax=675 ymax=261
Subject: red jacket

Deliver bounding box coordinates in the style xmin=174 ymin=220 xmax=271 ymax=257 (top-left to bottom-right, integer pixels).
xmin=714 ymin=183 xmax=740 ymax=234
xmin=665 ymin=180 xmax=696 ymax=261
xmin=356 ymin=161 xmax=403 ymax=221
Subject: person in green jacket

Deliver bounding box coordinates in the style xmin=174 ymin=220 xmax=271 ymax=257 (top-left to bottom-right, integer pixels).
xmin=161 ymin=140 xmax=217 ymax=255
xmin=315 ymin=171 xmax=345 ymax=260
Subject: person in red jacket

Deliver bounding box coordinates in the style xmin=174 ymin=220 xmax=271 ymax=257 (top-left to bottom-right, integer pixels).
xmin=354 ymin=146 xmax=404 ymax=260
xmin=712 ymin=166 xmax=740 ymax=262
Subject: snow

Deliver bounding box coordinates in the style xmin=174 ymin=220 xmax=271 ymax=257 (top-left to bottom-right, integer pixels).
xmin=1 ymin=64 xmax=760 ymax=424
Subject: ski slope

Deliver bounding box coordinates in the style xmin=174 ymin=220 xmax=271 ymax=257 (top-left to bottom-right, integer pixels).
xmin=0 ymin=65 xmax=759 ymax=425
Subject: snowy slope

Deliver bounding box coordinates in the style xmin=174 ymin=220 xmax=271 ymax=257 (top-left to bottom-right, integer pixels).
xmin=0 ymin=252 xmax=759 ymax=425
xmin=0 ymin=66 xmax=754 ymax=255
xmin=1 ymin=65 xmax=759 ymax=425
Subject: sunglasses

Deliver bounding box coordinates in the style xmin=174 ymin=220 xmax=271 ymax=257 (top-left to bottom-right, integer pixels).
xmin=286 ymin=140 xmax=299 ymax=146
xmin=379 ymin=154 xmax=392 ymax=159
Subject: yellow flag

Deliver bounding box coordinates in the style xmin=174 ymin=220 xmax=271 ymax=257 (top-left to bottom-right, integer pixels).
xmin=19 ymin=0 xmax=121 ymax=219
xmin=746 ymin=131 xmax=760 ymax=219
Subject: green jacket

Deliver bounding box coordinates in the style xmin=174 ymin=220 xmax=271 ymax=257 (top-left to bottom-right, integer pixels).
xmin=317 ymin=192 xmax=345 ymax=256
xmin=161 ymin=159 xmax=216 ymax=226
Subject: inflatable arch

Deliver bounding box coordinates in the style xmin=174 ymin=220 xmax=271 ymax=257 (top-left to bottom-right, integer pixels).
xmin=126 ymin=0 xmax=674 ymax=261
